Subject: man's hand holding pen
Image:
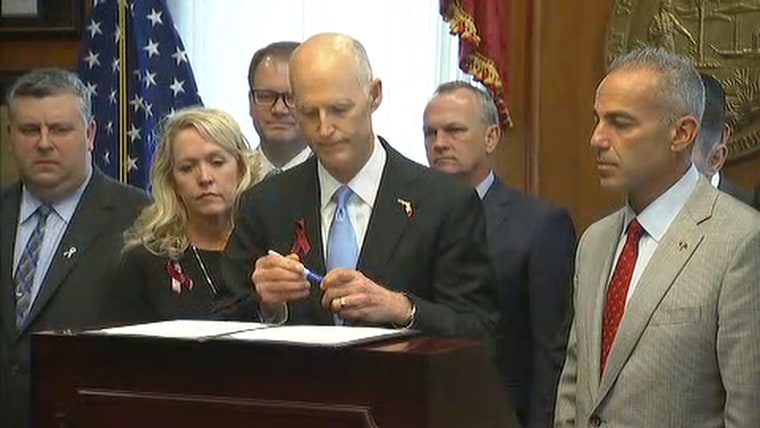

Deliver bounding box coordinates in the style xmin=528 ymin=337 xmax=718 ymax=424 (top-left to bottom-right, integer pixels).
xmin=252 ymin=252 xmax=310 ymax=312
xmin=255 ymin=251 xmax=415 ymax=327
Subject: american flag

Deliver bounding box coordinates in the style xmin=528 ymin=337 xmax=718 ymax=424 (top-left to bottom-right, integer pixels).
xmin=78 ymin=0 xmax=202 ymax=188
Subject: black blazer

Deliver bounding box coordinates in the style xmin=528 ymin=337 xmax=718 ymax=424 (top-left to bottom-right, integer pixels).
xmin=718 ymin=177 xmax=754 ymax=207
xmin=102 ymin=246 xmax=253 ymax=325
xmin=224 ymin=138 xmax=498 ymax=339
xmin=0 ymin=169 xmax=148 ymax=428
xmin=483 ymin=177 xmax=576 ymax=428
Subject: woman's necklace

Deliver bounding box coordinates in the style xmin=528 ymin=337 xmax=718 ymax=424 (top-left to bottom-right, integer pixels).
xmin=190 ymin=245 xmax=219 ymax=294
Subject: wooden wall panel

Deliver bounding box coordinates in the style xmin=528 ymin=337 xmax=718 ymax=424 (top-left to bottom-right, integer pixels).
xmin=725 ymin=152 xmax=760 ymax=192
xmin=0 ymin=39 xmax=80 ymax=71
xmin=494 ymin=0 xmax=760 ymax=232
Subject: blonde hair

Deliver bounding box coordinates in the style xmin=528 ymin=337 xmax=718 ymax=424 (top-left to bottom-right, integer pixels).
xmin=123 ymin=107 xmax=261 ymax=259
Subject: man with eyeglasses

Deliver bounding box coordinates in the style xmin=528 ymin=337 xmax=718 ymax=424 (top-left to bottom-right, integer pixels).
xmin=247 ymin=41 xmax=310 ymax=178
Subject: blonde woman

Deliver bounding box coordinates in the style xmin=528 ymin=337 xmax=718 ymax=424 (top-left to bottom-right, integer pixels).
xmin=103 ymin=107 xmax=260 ymax=323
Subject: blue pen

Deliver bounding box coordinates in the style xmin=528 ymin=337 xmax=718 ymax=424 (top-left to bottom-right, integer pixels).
xmin=267 ymin=250 xmax=324 ymax=283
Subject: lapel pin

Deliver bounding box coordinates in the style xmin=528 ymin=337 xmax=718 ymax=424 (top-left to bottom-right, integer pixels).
xmin=396 ymin=198 xmax=413 ymax=218
xmin=678 ymin=241 xmax=687 ymax=251
xmin=63 ymin=247 xmax=77 ymax=259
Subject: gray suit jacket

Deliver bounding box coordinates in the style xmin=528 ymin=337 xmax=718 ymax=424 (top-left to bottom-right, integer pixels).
xmin=0 ymin=170 xmax=148 ymax=428
xmin=555 ymin=177 xmax=760 ymax=428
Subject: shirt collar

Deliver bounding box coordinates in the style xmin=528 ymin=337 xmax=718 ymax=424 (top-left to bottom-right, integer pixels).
xmin=710 ymin=170 xmax=721 ymax=188
xmin=318 ymin=136 xmax=386 ymax=209
xmin=622 ymin=163 xmax=699 ymax=242
xmin=256 ymin=145 xmax=312 ymax=172
xmin=19 ymin=165 xmax=93 ymax=225
xmin=475 ymin=171 xmax=495 ymax=200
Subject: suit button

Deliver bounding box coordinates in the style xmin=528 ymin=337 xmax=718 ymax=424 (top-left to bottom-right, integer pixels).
xmin=590 ymin=415 xmax=602 ymax=427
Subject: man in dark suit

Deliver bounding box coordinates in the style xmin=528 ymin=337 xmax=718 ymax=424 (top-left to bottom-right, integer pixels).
xmin=423 ymin=81 xmax=576 ymax=428
xmin=0 ymin=69 xmax=148 ymax=428
xmin=224 ymin=33 xmax=498 ymax=339
xmin=691 ymin=72 xmax=754 ymax=205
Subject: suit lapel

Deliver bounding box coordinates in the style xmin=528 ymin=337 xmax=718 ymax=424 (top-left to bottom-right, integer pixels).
xmin=295 ymin=159 xmax=326 ymax=276
xmin=595 ymin=180 xmax=714 ymax=405
xmin=280 ymin=159 xmax=330 ymax=324
xmin=17 ymin=172 xmax=112 ymax=335
xmin=482 ymin=178 xmax=516 ymax=238
xmin=588 ymin=210 xmax=625 ymax=390
xmin=0 ymin=184 xmax=22 ymax=340
xmin=358 ymin=142 xmax=417 ymax=279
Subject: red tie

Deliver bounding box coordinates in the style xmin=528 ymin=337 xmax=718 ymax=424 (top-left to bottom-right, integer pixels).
xmin=601 ymin=218 xmax=645 ymax=373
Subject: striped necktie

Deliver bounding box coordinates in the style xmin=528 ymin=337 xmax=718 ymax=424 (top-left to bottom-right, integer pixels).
xmin=14 ymin=204 xmax=52 ymax=327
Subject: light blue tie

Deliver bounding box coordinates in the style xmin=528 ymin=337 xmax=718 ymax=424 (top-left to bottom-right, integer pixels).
xmin=326 ymin=186 xmax=358 ymax=325
xmin=14 ymin=204 xmax=52 ymax=327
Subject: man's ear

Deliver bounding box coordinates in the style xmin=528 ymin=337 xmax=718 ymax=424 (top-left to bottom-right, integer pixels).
xmin=369 ymin=78 xmax=383 ymax=112
xmin=671 ymin=115 xmax=699 ymax=154
xmin=86 ymin=119 xmax=97 ymax=152
xmin=484 ymin=123 xmax=501 ymax=155
xmin=708 ymin=124 xmax=731 ymax=172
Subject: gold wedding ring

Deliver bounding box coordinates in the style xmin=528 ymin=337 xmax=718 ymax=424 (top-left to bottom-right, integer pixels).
xmin=338 ymin=296 xmax=347 ymax=309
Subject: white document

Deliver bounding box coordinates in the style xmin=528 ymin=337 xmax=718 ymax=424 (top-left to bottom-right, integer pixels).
xmin=93 ymin=320 xmax=268 ymax=339
xmin=226 ymin=325 xmax=408 ymax=346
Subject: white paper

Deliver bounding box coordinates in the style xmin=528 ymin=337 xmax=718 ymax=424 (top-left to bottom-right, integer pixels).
xmin=94 ymin=320 xmax=268 ymax=339
xmin=226 ymin=325 xmax=406 ymax=346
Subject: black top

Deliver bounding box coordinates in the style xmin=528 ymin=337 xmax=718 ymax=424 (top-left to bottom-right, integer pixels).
xmin=103 ymin=245 xmax=254 ymax=324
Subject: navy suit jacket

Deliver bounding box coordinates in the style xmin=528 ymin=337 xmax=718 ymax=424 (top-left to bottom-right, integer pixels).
xmin=224 ymin=138 xmax=498 ymax=340
xmin=718 ymin=177 xmax=754 ymax=207
xmin=483 ymin=177 xmax=576 ymax=428
xmin=0 ymin=170 xmax=148 ymax=428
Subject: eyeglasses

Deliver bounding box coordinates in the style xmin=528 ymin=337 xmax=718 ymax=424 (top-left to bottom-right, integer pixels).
xmin=251 ymin=89 xmax=295 ymax=108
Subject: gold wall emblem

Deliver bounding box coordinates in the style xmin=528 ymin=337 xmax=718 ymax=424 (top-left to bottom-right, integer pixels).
xmin=607 ymin=0 xmax=760 ymax=161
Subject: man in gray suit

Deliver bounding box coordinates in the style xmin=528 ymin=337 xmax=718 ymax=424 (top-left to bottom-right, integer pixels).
xmin=0 ymin=69 xmax=148 ymax=428
xmin=555 ymin=48 xmax=760 ymax=427
xmin=691 ymin=72 xmax=754 ymax=205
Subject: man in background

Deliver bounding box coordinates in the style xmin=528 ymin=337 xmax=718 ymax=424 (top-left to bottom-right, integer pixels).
xmin=247 ymin=41 xmax=310 ymax=178
xmin=691 ymin=72 xmax=754 ymax=205
xmin=0 ymin=68 xmax=148 ymax=428
xmin=423 ymin=81 xmax=576 ymax=428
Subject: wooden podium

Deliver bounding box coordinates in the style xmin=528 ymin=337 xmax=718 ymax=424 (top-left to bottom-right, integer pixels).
xmin=31 ymin=330 xmax=519 ymax=427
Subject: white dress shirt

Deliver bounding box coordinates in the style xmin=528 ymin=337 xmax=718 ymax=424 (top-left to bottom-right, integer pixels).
xmin=475 ymin=170 xmax=495 ymax=200
xmin=255 ymin=144 xmax=311 ymax=177
xmin=710 ymin=171 xmax=721 ymax=188
xmin=318 ymin=136 xmax=386 ymax=256
xmin=609 ymin=164 xmax=699 ymax=306
xmin=13 ymin=166 xmax=93 ymax=307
